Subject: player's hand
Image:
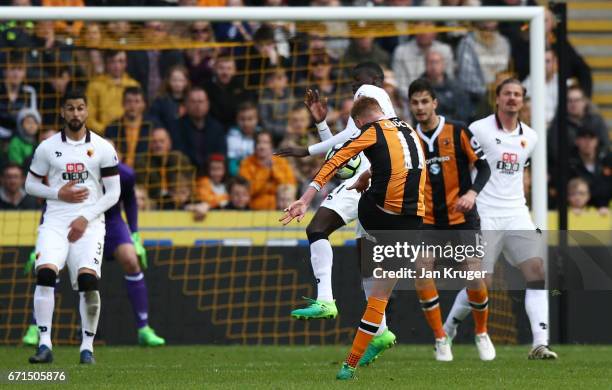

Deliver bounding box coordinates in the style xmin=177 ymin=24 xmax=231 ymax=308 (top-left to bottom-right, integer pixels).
xmin=347 ymin=170 xmax=371 ymax=193
xmin=304 ymin=89 xmax=328 ymax=123
xmin=58 ymin=181 xmax=89 ymax=203
xmin=131 ymin=232 xmax=148 ymax=270
xmin=68 ymin=216 xmax=88 ymax=243
xmin=24 ymin=249 xmax=36 ymax=275
xmin=279 ymin=200 xmax=307 ymax=225
xmin=455 ymin=190 xmax=477 ymax=213
xmin=274 ymin=146 xmax=308 ymax=158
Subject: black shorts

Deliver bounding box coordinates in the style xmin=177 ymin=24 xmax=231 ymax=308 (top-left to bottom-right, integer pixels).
xmin=358 ymin=194 xmax=423 ymax=232
xmin=422 ymin=220 xmax=483 ymax=256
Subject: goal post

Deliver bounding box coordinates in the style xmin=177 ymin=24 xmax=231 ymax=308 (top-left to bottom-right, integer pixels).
xmin=0 ymin=5 xmax=548 ymax=228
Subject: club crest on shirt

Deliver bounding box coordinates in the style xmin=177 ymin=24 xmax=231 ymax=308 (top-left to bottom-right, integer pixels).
xmin=520 ymin=139 xmax=527 ymax=149
xmin=87 ymin=148 xmax=95 ymax=157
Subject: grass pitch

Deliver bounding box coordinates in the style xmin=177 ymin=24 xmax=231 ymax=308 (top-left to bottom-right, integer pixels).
xmin=1 ymin=345 xmax=611 ymax=389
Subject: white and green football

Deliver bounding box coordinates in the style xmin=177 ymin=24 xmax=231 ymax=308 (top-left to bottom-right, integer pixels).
xmin=325 ymin=144 xmax=361 ymax=180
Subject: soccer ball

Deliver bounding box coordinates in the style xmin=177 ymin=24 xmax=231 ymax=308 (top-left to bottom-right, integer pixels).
xmin=325 ymin=144 xmax=361 ymax=180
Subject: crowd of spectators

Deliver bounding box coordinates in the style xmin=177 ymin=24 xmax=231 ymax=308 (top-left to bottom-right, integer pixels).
xmin=0 ymin=0 xmax=609 ymax=214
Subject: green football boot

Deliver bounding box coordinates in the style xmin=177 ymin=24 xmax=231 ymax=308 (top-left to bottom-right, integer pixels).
xmin=22 ymin=324 xmax=39 ymax=347
xmin=358 ymin=329 xmax=396 ymax=367
xmin=336 ymin=362 xmax=356 ymax=380
xmin=138 ymin=326 xmax=166 ymax=347
xmin=290 ymin=297 xmax=338 ymax=320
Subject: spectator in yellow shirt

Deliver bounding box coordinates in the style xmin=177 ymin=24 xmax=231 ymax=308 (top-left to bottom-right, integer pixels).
xmin=86 ymin=50 xmax=140 ymax=133
xmin=239 ymin=131 xmax=296 ymax=210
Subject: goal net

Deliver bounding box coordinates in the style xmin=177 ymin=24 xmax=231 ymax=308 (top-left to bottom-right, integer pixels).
xmin=0 ymin=6 xmax=546 ymax=346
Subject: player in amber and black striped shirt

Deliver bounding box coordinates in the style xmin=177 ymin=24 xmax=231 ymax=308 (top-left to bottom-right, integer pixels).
xmin=280 ymin=97 xmax=425 ymax=380
xmin=408 ymin=79 xmax=495 ymax=362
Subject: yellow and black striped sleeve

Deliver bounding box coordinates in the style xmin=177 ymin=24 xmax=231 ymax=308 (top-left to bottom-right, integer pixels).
xmin=460 ymin=127 xmax=490 ymax=193
xmin=311 ymin=126 xmax=377 ymax=190
xmin=460 ymin=127 xmax=485 ymax=164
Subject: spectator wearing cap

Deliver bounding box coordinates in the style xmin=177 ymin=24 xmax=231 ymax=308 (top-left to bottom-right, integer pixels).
xmin=196 ymin=154 xmax=229 ymax=209
xmin=172 ymin=87 xmax=226 ymax=174
xmin=239 ymin=131 xmax=296 ymax=210
xmin=0 ymin=163 xmax=38 ymax=210
xmin=105 ymin=87 xmax=155 ymax=168
xmin=549 ymin=85 xmax=609 ymax=165
xmin=8 ymin=107 xmax=41 ymax=167
xmin=421 ymin=50 xmax=471 ymax=123
xmin=392 ymin=21 xmax=455 ymax=103
xmin=86 ymin=50 xmax=140 ymax=133
xmin=568 ymin=127 xmax=612 ymax=213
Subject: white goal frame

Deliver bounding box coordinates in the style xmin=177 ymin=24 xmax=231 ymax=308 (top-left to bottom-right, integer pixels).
xmin=0 ymin=6 xmax=548 ymax=228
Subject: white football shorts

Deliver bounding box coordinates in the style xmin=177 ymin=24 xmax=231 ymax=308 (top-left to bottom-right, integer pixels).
xmin=480 ymin=209 xmax=545 ymax=274
xmin=35 ymin=222 xmax=105 ymax=290
xmin=320 ymin=173 xmax=366 ymax=239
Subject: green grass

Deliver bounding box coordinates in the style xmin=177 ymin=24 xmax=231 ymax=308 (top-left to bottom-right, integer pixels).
xmin=1 ymin=345 xmax=611 ymax=389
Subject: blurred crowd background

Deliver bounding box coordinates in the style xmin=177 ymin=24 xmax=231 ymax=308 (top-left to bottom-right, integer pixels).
xmin=0 ymin=0 xmax=610 ymax=220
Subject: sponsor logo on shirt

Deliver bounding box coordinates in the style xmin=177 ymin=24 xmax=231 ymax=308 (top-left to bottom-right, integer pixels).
xmin=62 ymin=163 xmax=89 ymax=183
xmin=495 ymin=152 xmax=520 ymax=174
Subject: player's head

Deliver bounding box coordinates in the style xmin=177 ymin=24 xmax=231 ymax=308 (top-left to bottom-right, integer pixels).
xmin=495 ymin=78 xmax=525 ymax=116
xmin=408 ymin=78 xmax=438 ymax=125
xmin=351 ymin=96 xmax=384 ymax=129
xmin=351 ymin=62 xmax=384 ymax=93
xmin=61 ymin=89 xmax=88 ymax=133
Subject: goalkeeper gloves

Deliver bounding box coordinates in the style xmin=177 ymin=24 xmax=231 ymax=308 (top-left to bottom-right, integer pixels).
xmin=131 ymin=232 xmax=148 ymax=270
xmin=24 ymin=249 xmax=36 ymax=275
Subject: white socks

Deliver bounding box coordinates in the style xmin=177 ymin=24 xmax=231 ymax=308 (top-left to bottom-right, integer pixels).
xmin=34 ymin=286 xmax=55 ymax=349
xmin=443 ymin=288 xmax=471 ymax=336
xmin=362 ymin=277 xmax=387 ymax=336
xmin=79 ymin=291 xmax=101 ymax=352
xmin=525 ymin=289 xmax=549 ymax=347
xmin=310 ymin=239 xmax=334 ymax=302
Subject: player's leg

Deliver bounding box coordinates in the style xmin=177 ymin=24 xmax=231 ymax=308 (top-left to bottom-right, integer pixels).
xmin=76 ymin=268 xmax=100 ymax=364
xmin=337 ymin=195 xmax=420 ymax=379
xmin=444 ymin=219 xmax=503 ymax=339
xmin=415 ymin=257 xmax=451 ymax=361
xmin=29 ymin=225 xmax=68 ymax=364
xmin=291 ymin=206 xmax=345 ymax=320
xmin=23 ymin=275 xmax=61 ymax=347
xmin=462 ymin=256 xmax=495 ymax=361
xmin=504 ymin=219 xmax=557 ymax=359
xmin=68 ymin=224 xmax=105 ymax=364
xmin=114 ymin=243 xmax=165 ymax=346
xmin=358 ymin=231 xmax=396 ymax=367
xmin=338 ymin=277 xmax=396 ymax=380
xmin=28 ymin=265 xmax=58 ymax=364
